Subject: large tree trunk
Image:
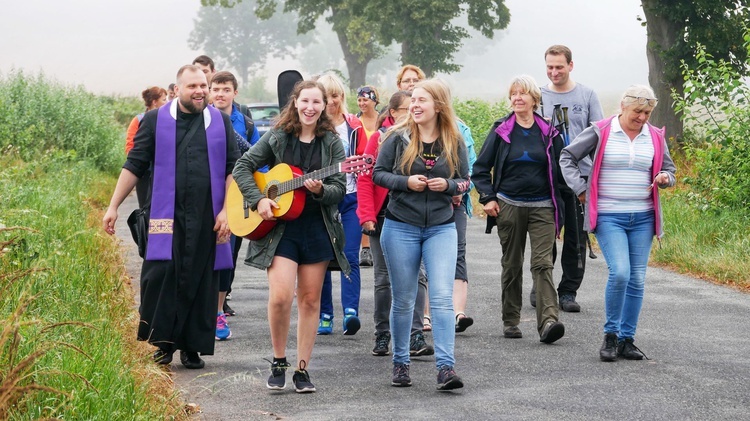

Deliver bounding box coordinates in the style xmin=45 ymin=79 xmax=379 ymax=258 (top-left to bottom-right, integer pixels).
xmin=332 ymin=15 xmax=369 ymax=90
xmin=641 ymin=0 xmax=684 ymax=142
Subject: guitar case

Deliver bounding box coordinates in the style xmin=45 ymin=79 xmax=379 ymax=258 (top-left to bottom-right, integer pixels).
xmin=277 ymin=70 xmax=304 ymax=111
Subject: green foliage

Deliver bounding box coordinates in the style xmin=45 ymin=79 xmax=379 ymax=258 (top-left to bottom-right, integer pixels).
xmin=376 ymin=0 xmax=510 ymax=76
xmin=0 ymin=70 xmax=125 ymax=173
xmin=190 ymin=1 xmax=307 ymax=85
xmin=100 ymin=95 xmax=144 ymax=128
xmin=0 ymin=154 xmax=184 ymax=419
xmin=673 ymin=30 xmax=750 ymax=211
xmin=237 ymin=75 xmax=275 ymax=103
xmin=453 ymin=98 xmax=510 ymax=152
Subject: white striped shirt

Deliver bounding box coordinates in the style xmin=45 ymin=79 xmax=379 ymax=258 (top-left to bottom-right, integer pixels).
xmin=598 ymin=117 xmax=654 ymax=213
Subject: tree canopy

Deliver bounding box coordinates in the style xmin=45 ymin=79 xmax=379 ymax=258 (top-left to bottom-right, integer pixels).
xmin=640 ymin=0 xmax=749 ymax=141
xmin=190 ymin=1 xmax=307 ymax=84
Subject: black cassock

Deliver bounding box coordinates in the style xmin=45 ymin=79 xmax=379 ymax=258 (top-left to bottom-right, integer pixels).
xmin=125 ymin=107 xmax=239 ymax=355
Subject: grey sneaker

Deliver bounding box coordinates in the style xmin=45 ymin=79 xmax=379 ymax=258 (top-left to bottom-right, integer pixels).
xmin=436 ymin=365 xmax=464 ymax=391
xmin=559 ymin=294 xmax=581 ymax=312
xmin=503 ymin=325 xmax=523 ymax=338
xmin=391 ymin=363 xmax=412 ymax=387
xmin=409 ymin=332 xmax=434 ymax=356
xmin=372 ymin=331 xmax=390 ymax=356
xmin=267 ymin=360 xmax=290 ymax=390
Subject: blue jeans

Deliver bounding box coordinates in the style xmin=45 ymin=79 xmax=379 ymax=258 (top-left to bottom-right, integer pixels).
xmin=320 ymin=193 xmax=361 ymax=316
xmin=380 ymin=218 xmax=457 ymax=369
xmin=595 ymin=211 xmax=655 ymax=340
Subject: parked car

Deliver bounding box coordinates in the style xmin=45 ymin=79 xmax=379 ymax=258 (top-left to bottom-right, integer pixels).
xmin=246 ymin=103 xmax=280 ymax=138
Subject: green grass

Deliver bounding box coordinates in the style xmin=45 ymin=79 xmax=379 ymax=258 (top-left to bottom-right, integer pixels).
xmin=653 ymin=189 xmax=750 ymax=290
xmin=0 ymin=153 xmax=185 ymax=420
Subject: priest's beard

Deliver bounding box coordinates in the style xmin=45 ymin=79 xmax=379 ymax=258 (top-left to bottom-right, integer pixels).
xmin=181 ymin=96 xmax=206 ymax=114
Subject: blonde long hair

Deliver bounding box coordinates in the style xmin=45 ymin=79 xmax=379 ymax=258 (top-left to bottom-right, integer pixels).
xmin=386 ymin=79 xmax=462 ymax=176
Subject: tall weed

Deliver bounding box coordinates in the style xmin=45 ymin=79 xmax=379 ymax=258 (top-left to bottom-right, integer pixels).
xmin=0 ymin=70 xmax=125 ymax=173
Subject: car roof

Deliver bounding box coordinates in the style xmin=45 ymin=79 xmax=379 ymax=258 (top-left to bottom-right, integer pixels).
xmin=247 ymin=103 xmax=279 ymax=108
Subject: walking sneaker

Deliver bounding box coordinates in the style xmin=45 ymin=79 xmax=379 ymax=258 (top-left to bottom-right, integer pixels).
xmin=223 ymin=300 xmax=236 ymax=316
xmin=359 ymin=247 xmax=373 ymax=267
xmin=267 ymin=360 xmax=291 ymax=390
xmin=503 ymin=325 xmax=523 ymax=339
xmin=391 ymin=363 xmax=412 ymax=387
xmin=409 ymin=332 xmax=434 ymax=356
xmin=436 ymin=365 xmax=464 ymax=391
xmin=559 ymin=294 xmax=581 ymax=312
xmin=343 ymin=308 xmax=361 ymax=335
xmin=540 ymin=320 xmax=565 ymax=344
xmin=372 ymin=331 xmax=391 ymax=356
xmin=600 ymin=333 xmax=618 ymax=362
xmin=617 ymin=338 xmax=648 ymax=360
xmin=317 ymin=313 xmax=333 ymax=335
xmin=292 ymin=361 xmax=316 ymax=393
xmin=215 ymin=312 xmax=232 ymax=341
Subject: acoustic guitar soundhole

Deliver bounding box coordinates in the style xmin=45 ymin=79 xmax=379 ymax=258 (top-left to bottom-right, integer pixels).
xmin=266 ymin=183 xmax=278 ymax=201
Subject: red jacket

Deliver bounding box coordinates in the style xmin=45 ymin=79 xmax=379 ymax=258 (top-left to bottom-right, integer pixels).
xmin=356 ymin=117 xmax=395 ymax=225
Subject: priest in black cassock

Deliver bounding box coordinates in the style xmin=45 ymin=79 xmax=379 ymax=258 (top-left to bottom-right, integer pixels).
xmin=103 ymin=65 xmax=240 ymax=369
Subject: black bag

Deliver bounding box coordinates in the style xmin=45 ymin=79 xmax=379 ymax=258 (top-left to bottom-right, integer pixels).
xmin=127 ymin=206 xmax=149 ymax=258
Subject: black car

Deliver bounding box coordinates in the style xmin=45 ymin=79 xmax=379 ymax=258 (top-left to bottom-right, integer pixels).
xmin=247 ymin=103 xmax=280 ymax=138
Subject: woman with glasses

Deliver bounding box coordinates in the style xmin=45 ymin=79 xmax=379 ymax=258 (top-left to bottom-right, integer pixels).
xmin=373 ymin=79 xmax=470 ymax=390
xmin=560 ymin=85 xmax=676 ymax=362
xmin=315 ymin=73 xmax=368 ymax=336
xmin=396 ymin=65 xmax=426 ymax=93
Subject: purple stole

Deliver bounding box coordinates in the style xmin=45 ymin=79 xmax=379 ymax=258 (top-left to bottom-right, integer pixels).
xmin=146 ymin=100 xmax=233 ymax=270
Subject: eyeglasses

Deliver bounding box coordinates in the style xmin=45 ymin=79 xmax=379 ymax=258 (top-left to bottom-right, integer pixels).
xmin=400 ymin=78 xmax=421 ymax=84
xmin=625 ymin=95 xmax=658 ymax=107
xmin=395 ymin=107 xmax=409 ymax=111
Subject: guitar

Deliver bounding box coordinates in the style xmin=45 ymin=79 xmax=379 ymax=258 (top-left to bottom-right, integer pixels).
xmin=227 ymin=154 xmax=374 ymax=240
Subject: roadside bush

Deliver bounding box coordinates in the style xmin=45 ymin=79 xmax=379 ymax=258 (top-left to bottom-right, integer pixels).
xmin=0 ymin=70 xmax=124 ymax=173
xmin=454 ymin=98 xmax=510 ymax=152
xmin=673 ymin=30 xmax=750 ymax=212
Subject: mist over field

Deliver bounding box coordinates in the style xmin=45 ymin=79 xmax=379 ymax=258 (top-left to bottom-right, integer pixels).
xmin=1 ymin=0 xmax=647 ymax=106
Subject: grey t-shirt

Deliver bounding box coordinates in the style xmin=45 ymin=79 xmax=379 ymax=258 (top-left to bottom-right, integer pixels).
xmin=541 ymin=83 xmax=604 ymax=176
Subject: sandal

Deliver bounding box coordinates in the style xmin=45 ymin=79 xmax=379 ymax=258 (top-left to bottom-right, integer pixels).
xmin=455 ymin=312 xmax=474 ymax=333
xmin=423 ymin=315 xmax=432 ymax=332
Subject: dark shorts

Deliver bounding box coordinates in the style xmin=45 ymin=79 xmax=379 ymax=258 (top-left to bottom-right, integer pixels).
xmin=275 ymin=210 xmax=335 ymax=265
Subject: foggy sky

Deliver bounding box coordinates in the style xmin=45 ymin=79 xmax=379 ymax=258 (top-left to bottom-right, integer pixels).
xmin=1 ymin=0 xmax=647 ymax=108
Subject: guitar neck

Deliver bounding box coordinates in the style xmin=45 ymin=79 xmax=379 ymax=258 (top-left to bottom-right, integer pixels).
xmin=277 ymin=163 xmax=342 ymax=195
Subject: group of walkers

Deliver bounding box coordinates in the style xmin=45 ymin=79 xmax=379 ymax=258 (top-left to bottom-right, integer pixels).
xmin=102 ymin=44 xmax=675 ymax=394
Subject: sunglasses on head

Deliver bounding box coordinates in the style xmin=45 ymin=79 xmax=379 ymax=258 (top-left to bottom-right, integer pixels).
xmin=357 ymin=87 xmax=377 ymax=102
xmin=625 ymin=95 xmax=658 ymax=107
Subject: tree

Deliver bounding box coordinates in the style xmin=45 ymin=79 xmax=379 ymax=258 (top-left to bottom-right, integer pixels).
xmin=374 ymin=0 xmax=510 ymax=77
xmin=190 ymin=1 xmax=307 ymax=84
xmin=639 ymin=0 xmax=749 ymax=141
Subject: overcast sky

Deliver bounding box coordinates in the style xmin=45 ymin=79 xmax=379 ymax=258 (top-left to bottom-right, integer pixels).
xmin=1 ymin=0 xmax=647 ymax=108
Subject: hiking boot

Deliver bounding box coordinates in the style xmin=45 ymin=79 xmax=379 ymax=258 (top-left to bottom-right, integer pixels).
xmin=503 ymin=325 xmax=523 ymax=339
xmin=617 ymin=338 xmax=647 ymax=360
xmin=529 ymin=289 xmax=537 ymax=308
xmin=540 ymin=320 xmax=565 ymax=344
xmin=372 ymin=331 xmax=391 ymax=356
xmin=292 ymin=361 xmax=316 ymax=393
xmin=359 ymin=247 xmax=373 ymax=267
xmin=559 ymin=294 xmax=581 ymax=312
xmin=436 ymin=365 xmax=464 ymax=391
xmin=215 ymin=312 xmax=232 ymax=341
xmin=409 ymin=332 xmax=434 ymax=356
xmin=391 ymin=363 xmax=412 ymax=387
xmin=179 ymin=351 xmax=205 ymax=369
xmin=343 ymin=308 xmax=361 ymax=335
xmin=267 ymin=359 xmax=291 ymax=390
xmin=153 ymin=348 xmax=173 ymax=365
xmin=223 ymin=301 xmax=236 ymax=316
xmin=317 ymin=313 xmax=333 ymax=335
xmin=600 ymin=333 xmax=618 ymax=362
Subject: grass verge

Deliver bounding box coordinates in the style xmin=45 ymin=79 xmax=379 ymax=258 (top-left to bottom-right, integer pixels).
xmin=0 ymin=152 xmax=186 ymax=420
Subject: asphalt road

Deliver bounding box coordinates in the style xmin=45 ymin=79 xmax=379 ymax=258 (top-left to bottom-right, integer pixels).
xmin=116 ymin=192 xmax=750 ymax=421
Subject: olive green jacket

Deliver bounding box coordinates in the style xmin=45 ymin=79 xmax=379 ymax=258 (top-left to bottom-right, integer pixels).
xmin=232 ymin=128 xmax=350 ymax=274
